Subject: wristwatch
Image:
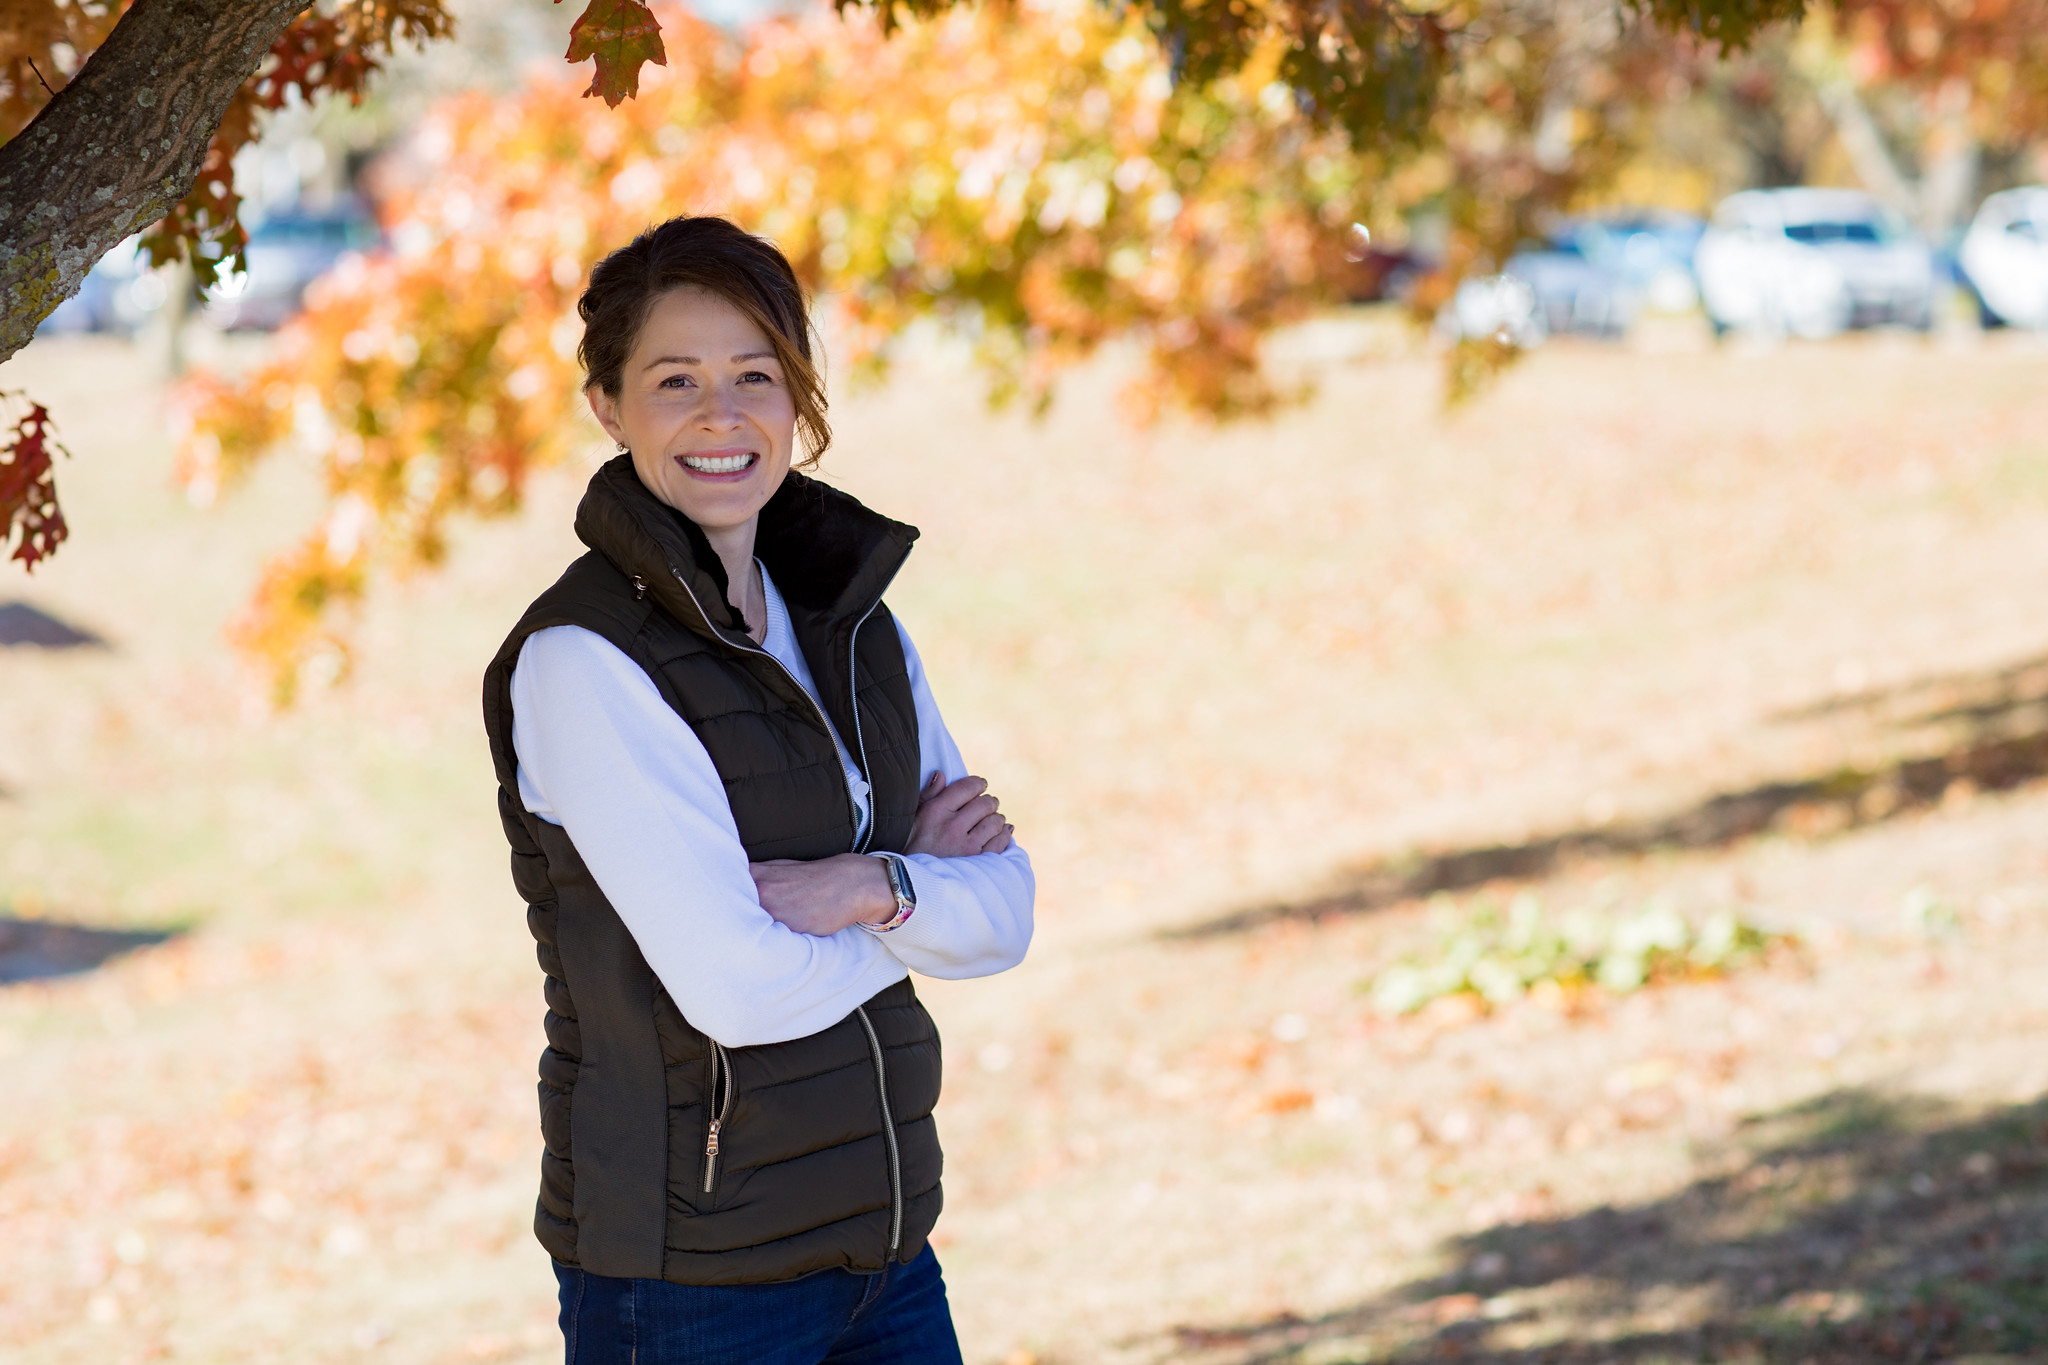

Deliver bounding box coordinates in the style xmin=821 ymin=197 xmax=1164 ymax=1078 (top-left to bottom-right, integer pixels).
xmin=861 ymin=851 xmax=917 ymax=934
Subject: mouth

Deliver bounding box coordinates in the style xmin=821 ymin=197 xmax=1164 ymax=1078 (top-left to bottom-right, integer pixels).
xmin=674 ymin=449 xmax=759 ymax=480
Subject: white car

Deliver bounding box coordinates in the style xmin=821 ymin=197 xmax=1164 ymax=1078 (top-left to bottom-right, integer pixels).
xmin=1696 ymin=188 xmax=1936 ymax=338
xmin=1960 ymin=187 xmax=2048 ymax=330
xmin=1444 ymin=272 xmax=1545 ymax=347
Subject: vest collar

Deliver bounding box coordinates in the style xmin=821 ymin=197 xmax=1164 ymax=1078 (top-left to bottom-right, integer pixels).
xmin=573 ymin=455 xmax=919 ymax=642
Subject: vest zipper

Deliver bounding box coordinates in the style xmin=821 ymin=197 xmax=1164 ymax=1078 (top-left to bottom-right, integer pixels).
xmin=843 ymin=597 xmax=885 ymax=853
xmin=853 ymin=1006 xmax=904 ymax=1259
xmin=703 ymin=1040 xmax=733 ymax=1196
xmin=661 ymin=560 xmax=909 ymax=1245
xmin=665 ymin=555 xmax=909 ymax=852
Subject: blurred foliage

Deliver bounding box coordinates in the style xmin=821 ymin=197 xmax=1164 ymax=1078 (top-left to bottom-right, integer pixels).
xmin=1128 ymin=0 xmax=1456 ymax=151
xmin=1628 ymin=0 xmax=1808 ymax=46
xmin=181 ymin=0 xmax=1725 ymax=689
xmin=1825 ymin=0 xmax=2048 ymax=133
xmin=1442 ymin=331 xmax=1526 ymax=407
xmin=15 ymin=0 xmax=2044 ymax=683
xmin=1366 ymin=893 xmax=1792 ymax=1015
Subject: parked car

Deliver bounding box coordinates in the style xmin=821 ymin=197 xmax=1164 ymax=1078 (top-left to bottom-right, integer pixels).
xmin=37 ymin=236 xmax=173 ymax=336
xmin=1959 ymin=186 xmax=2048 ymax=330
xmin=204 ymin=203 xmax=380 ymax=331
xmin=1445 ymin=211 xmax=1706 ymax=344
xmin=1497 ymin=241 xmax=1626 ymax=339
xmin=1558 ymin=213 xmax=1705 ymax=312
xmin=1695 ymin=188 xmax=1936 ymax=338
xmin=37 ymin=202 xmax=379 ymax=339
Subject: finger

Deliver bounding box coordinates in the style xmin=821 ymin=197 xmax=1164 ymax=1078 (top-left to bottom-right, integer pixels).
xmin=919 ymin=771 xmax=946 ymax=803
xmin=938 ymin=775 xmax=989 ymax=813
xmin=927 ymin=775 xmax=989 ymax=814
xmin=962 ymin=811 xmax=1007 ymax=848
xmin=978 ymin=821 xmax=1014 ymax=853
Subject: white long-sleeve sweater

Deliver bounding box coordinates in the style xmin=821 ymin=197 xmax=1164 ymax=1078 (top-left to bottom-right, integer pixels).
xmin=509 ymin=564 xmax=1034 ymax=1049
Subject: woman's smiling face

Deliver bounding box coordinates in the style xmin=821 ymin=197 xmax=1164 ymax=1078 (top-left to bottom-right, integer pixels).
xmin=586 ymin=286 xmax=797 ymax=532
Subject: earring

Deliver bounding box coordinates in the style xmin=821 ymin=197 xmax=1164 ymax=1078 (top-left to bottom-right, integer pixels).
xmin=615 ymin=441 xmax=629 ymax=454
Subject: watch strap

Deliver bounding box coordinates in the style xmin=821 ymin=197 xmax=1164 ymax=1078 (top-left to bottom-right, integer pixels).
xmin=860 ymin=851 xmax=917 ymax=934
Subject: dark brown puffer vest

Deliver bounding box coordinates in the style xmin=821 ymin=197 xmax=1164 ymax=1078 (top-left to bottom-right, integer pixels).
xmin=480 ymin=455 xmax=943 ymax=1285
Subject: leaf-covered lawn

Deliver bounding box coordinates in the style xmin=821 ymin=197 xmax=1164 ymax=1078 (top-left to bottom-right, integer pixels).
xmin=3 ymin=325 xmax=2047 ymax=1364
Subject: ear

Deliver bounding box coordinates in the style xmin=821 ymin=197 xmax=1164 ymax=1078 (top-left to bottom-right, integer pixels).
xmin=585 ymin=384 xmax=628 ymax=448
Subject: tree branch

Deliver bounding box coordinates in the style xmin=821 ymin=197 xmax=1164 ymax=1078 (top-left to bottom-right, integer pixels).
xmin=0 ymin=0 xmax=313 ymax=365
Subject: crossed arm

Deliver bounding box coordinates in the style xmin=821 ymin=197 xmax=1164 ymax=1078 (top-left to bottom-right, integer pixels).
xmin=746 ymin=772 xmax=1015 ymax=936
xmin=510 ymin=618 xmax=1034 ymax=1047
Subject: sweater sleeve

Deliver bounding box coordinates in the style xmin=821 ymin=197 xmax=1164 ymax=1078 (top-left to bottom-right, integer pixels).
xmin=873 ymin=614 xmax=1036 ymax=979
xmin=509 ymin=624 xmax=910 ymax=1049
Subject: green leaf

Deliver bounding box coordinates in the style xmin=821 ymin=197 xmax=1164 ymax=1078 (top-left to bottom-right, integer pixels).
xmin=564 ymin=0 xmax=667 ymax=108
xmin=1624 ymin=0 xmax=1808 ymax=49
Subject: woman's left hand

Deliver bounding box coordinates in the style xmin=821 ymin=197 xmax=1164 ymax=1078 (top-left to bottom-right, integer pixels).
xmin=907 ymin=773 xmax=1014 ymax=857
xmin=749 ymin=854 xmax=896 ymax=937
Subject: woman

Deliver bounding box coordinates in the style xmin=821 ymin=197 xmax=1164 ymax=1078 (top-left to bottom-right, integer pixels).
xmin=480 ymin=216 xmax=1035 ymax=1364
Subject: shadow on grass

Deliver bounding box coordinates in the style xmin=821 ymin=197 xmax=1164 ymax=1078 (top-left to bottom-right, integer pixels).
xmin=1773 ymin=650 xmax=2048 ymax=733
xmin=0 ymin=600 xmax=108 ymax=649
xmin=1157 ymin=1089 xmax=2048 ymax=1365
xmin=0 ymin=916 xmax=177 ymax=984
xmin=1171 ymin=652 xmax=2048 ymax=939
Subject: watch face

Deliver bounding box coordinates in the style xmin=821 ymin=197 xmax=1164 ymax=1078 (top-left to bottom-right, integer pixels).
xmin=875 ymin=853 xmax=909 ymax=909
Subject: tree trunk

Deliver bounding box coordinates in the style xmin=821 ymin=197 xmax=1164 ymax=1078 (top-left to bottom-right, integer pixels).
xmin=0 ymin=0 xmax=311 ymax=366
xmin=1815 ymin=78 xmax=1981 ymax=242
xmin=1917 ymin=79 xmax=1979 ymax=243
xmin=1815 ymin=79 xmax=1920 ymax=222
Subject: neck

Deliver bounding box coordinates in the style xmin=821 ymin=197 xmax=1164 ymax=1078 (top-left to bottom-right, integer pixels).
xmin=702 ymin=517 xmax=763 ymax=640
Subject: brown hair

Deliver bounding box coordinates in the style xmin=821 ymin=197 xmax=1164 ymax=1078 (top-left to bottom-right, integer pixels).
xmin=578 ymin=216 xmax=830 ymax=466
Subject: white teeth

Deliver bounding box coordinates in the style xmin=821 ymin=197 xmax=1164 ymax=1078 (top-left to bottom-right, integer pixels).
xmin=682 ymin=453 xmax=754 ymax=474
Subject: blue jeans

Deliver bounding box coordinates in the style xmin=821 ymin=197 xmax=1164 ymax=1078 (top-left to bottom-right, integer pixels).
xmin=553 ymin=1246 xmax=965 ymax=1365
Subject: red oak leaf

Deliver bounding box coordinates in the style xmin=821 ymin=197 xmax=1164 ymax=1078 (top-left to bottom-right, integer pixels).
xmin=563 ymin=0 xmax=667 ymax=107
xmin=0 ymin=394 xmax=69 ymax=571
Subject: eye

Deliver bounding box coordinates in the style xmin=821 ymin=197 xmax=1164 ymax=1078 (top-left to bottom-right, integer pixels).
xmin=658 ymin=373 xmax=697 ymax=389
xmin=738 ymin=370 xmax=775 ymax=385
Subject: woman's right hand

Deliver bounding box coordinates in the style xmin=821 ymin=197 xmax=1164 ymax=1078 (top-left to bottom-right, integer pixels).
xmin=906 ymin=772 xmax=1014 ymax=857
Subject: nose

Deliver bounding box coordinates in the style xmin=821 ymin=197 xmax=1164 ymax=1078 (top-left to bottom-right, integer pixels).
xmin=699 ymin=381 xmax=744 ymax=429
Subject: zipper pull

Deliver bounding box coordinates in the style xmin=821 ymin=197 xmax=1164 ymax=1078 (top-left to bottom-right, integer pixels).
xmin=630 ymin=574 xmax=648 ymax=600
xmin=706 ymin=1119 xmax=721 ymax=1158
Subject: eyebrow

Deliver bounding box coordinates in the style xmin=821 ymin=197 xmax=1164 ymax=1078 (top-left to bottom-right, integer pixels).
xmin=641 ymin=350 xmax=778 ymax=370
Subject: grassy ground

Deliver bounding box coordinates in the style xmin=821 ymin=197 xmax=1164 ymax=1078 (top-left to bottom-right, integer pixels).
xmin=2 ymin=321 xmax=2046 ymax=1364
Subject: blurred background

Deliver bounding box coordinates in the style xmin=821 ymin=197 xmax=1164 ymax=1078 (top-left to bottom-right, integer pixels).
xmin=4 ymin=0 xmax=2048 ymax=1361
